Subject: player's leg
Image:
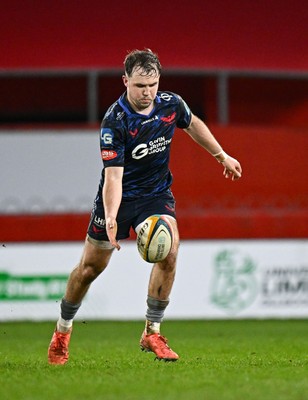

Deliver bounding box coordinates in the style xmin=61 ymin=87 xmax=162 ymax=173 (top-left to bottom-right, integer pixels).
xmin=48 ymin=237 xmax=114 ymax=365
xmin=63 ymin=236 xmax=114 ymax=304
xmin=58 ymin=236 xmax=114 ymax=329
xmin=140 ymin=215 xmax=180 ymax=360
xmin=134 ymin=193 xmax=180 ymax=360
xmin=48 ymin=192 xmax=133 ymax=365
xmin=147 ymin=215 xmax=179 ymax=301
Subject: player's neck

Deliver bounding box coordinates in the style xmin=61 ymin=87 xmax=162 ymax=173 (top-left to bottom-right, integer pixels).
xmin=127 ymin=96 xmax=155 ymax=116
xmin=131 ymin=103 xmax=154 ymax=116
xmin=136 ymin=105 xmax=154 ymax=116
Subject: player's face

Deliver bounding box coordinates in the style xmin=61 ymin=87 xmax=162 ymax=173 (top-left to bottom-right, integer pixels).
xmin=123 ymin=67 xmax=160 ymax=114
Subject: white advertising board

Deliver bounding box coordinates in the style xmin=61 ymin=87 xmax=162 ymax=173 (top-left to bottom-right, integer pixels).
xmin=0 ymin=240 xmax=307 ymax=321
xmin=0 ymin=130 xmax=101 ymax=213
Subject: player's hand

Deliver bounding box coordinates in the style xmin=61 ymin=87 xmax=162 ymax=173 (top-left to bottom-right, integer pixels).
xmin=106 ymin=217 xmax=121 ymax=250
xmin=221 ymin=156 xmax=242 ymax=181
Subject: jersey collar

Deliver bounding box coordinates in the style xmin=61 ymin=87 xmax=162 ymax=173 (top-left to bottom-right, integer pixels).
xmin=118 ymin=92 xmax=161 ymax=117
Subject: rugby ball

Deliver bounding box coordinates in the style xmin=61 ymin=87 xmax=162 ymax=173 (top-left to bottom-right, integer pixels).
xmin=137 ymin=215 xmax=173 ymax=263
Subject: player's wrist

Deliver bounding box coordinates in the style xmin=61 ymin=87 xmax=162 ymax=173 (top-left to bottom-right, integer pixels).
xmin=212 ymin=150 xmax=229 ymax=163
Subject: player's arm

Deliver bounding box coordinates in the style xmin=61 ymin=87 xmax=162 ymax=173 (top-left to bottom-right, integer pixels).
xmin=184 ymin=114 xmax=242 ymax=181
xmin=103 ymin=166 xmax=124 ymax=250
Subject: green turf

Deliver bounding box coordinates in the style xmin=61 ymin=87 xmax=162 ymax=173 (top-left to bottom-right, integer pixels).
xmin=0 ymin=320 xmax=307 ymax=400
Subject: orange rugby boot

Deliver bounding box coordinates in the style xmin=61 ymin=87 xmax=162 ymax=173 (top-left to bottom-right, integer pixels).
xmin=140 ymin=331 xmax=179 ymax=361
xmin=48 ymin=328 xmax=72 ymax=365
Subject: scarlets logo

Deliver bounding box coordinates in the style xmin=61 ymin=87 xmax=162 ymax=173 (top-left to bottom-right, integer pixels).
xmin=160 ymin=112 xmax=176 ymax=125
xmin=101 ymin=150 xmax=117 ymax=160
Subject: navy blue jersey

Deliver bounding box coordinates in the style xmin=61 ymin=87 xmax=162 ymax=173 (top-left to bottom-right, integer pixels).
xmin=99 ymin=91 xmax=192 ymax=200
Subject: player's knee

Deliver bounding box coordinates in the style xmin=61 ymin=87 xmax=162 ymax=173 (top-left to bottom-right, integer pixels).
xmin=161 ymin=215 xmax=179 ymax=246
xmin=78 ymin=260 xmax=105 ymax=284
xmin=157 ymin=249 xmax=178 ymax=272
xmin=81 ymin=264 xmax=100 ymax=284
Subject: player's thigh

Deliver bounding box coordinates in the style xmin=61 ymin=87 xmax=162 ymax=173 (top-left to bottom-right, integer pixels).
xmin=81 ymin=236 xmax=114 ymax=272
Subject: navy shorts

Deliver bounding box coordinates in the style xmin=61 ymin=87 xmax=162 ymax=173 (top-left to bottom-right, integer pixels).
xmin=87 ymin=191 xmax=176 ymax=241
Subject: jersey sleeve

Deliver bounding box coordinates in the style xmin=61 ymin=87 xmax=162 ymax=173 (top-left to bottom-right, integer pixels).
xmin=100 ymin=119 xmax=125 ymax=167
xmin=175 ymin=94 xmax=192 ymax=129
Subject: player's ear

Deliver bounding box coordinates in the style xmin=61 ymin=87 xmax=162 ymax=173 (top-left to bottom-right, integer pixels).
xmin=122 ymin=75 xmax=128 ymax=87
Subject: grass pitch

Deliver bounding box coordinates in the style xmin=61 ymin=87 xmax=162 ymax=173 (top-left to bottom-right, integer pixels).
xmin=0 ymin=320 xmax=307 ymax=400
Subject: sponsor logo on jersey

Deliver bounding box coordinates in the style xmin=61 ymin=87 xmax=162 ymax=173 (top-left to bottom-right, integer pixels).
xmin=116 ymin=111 xmax=125 ymax=120
xmin=101 ymin=149 xmax=117 ymax=160
xmin=132 ymin=144 xmax=148 ymax=159
xmin=141 ymin=115 xmax=159 ymax=125
xmin=160 ymin=112 xmax=176 ymax=125
xmin=91 ymin=215 xmax=106 ymax=233
xmin=101 ymin=128 xmax=113 ymax=145
xmin=132 ymin=136 xmax=172 ymax=160
xmin=94 ymin=216 xmax=105 ymax=226
xmin=160 ymin=93 xmax=173 ymax=101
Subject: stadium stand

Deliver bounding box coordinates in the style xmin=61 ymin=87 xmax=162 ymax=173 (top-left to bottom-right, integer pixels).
xmin=0 ymin=1 xmax=307 ymax=241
